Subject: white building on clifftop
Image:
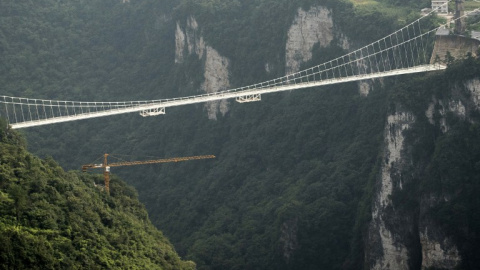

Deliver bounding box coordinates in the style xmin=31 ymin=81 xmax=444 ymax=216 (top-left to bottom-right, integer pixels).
xmin=432 ymin=0 xmax=449 ymax=14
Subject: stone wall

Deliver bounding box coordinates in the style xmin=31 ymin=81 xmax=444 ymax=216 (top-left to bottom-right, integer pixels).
xmin=430 ymin=35 xmax=480 ymax=63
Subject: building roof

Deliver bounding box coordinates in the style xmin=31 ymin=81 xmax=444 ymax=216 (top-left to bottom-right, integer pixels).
xmin=436 ymin=27 xmax=450 ymax=36
xmin=472 ymin=31 xmax=480 ymax=41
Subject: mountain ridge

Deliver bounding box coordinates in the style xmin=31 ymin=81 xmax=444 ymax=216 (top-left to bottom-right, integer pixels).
xmin=0 ymin=120 xmax=195 ymax=269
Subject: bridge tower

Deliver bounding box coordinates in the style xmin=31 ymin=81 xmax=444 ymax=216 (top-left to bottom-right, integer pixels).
xmin=455 ymin=0 xmax=465 ymax=35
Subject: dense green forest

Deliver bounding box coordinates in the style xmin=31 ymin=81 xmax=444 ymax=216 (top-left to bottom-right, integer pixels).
xmin=0 ymin=120 xmax=194 ymax=269
xmin=1 ymin=0 xmax=480 ymax=269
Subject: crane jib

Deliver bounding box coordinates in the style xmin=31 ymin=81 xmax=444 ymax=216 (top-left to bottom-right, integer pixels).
xmin=81 ymin=154 xmax=216 ymax=194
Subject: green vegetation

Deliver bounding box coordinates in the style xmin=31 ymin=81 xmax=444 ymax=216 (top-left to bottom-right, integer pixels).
xmin=1 ymin=1 xmax=397 ymax=268
xmin=467 ymin=13 xmax=480 ymax=31
xmin=0 ymin=120 xmax=194 ymax=269
xmin=447 ymin=0 xmax=480 ymax=13
xmin=350 ymin=0 xmax=421 ymax=26
xmin=1 ymin=0 xmax=479 ymax=269
xmin=464 ymin=0 xmax=480 ymax=11
xmin=0 ymin=0 xmax=420 ymax=269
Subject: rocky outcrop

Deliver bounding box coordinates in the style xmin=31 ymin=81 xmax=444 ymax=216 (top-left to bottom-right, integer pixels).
xmin=358 ymin=81 xmax=372 ymax=97
xmin=420 ymin=225 xmax=461 ymax=269
xmin=175 ymin=16 xmax=205 ymax=63
xmin=367 ymin=107 xmax=463 ymax=270
xmin=284 ymin=6 xmax=379 ymax=97
xmin=418 ymin=178 xmax=462 ymax=270
xmin=202 ymin=47 xmax=230 ymax=120
xmin=367 ymin=110 xmax=414 ymax=270
xmin=265 ymin=62 xmax=273 ymax=73
xmin=175 ymin=16 xmax=230 ymax=120
xmin=415 ymin=78 xmax=480 ymax=270
xmin=424 ymin=78 xmax=480 ymax=134
xmin=367 ymin=80 xmax=480 ymax=269
xmin=426 ymin=99 xmax=466 ymax=133
xmin=465 ymin=78 xmax=480 ymax=108
xmin=280 ymin=218 xmax=299 ymax=264
xmin=285 ymin=6 xmax=349 ymax=75
xmin=175 ymin=23 xmax=186 ymax=64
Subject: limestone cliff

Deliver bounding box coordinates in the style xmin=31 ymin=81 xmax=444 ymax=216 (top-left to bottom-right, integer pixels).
xmin=176 ymin=6 xmax=364 ymax=120
xmin=367 ymin=109 xmax=414 ymax=270
xmin=465 ymin=78 xmax=480 ymax=107
xmin=419 ymin=219 xmax=461 ymax=269
xmin=175 ymin=23 xmax=186 ymax=64
xmin=419 ymin=78 xmax=480 ymax=270
xmin=175 ymin=16 xmax=230 ymax=120
xmin=280 ymin=218 xmax=299 ymax=264
xmin=367 ymin=104 xmax=466 ymax=269
xmin=284 ymin=6 xmax=378 ymax=97
xmin=367 ymin=76 xmax=480 ymax=269
xmin=202 ymin=47 xmax=230 ymax=120
xmin=285 ymin=6 xmax=349 ymax=75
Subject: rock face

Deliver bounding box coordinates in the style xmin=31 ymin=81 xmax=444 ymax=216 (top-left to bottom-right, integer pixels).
xmin=415 ymin=79 xmax=480 ymax=269
xmin=175 ymin=16 xmax=230 ymax=120
xmin=285 ymin=6 xmax=349 ymax=75
xmin=465 ymin=78 xmax=480 ymax=107
xmin=367 ymin=110 xmax=414 ymax=270
xmin=418 ymin=190 xmax=462 ymax=269
xmin=284 ymin=6 xmax=379 ymax=97
xmin=420 ymin=227 xmax=461 ymax=269
xmin=175 ymin=23 xmax=186 ymax=64
xmin=366 ymin=107 xmax=464 ymax=270
xmin=424 ymin=79 xmax=480 ymax=134
xmin=358 ymin=81 xmax=372 ymax=97
xmin=175 ymin=16 xmax=205 ymax=63
xmin=202 ymin=47 xmax=230 ymax=120
xmin=426 ymin=98 xmax=466 ymax=133
xmin=280 ymin=218 xmax=299 ymax=264
xmin=366 ymin=80 xmax=480 ymax=269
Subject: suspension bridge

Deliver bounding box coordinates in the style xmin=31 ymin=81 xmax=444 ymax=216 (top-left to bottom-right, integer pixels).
xmin=1 ymin=4 xmax=476 ymax=129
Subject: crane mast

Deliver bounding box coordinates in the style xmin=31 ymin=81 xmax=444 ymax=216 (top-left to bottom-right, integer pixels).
xmin=82 ymin=154 xmax=215 ymax=193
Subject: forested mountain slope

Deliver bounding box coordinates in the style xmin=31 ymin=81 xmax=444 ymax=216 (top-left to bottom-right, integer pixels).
xmin=0 ymin=121 xmax=194 ymax=269
xmin=2 ymin=0 xmax=480 ymax=269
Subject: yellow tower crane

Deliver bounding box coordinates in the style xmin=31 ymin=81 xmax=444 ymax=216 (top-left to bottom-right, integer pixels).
xmin=82 ymin=154 xmax=216 ymax=193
